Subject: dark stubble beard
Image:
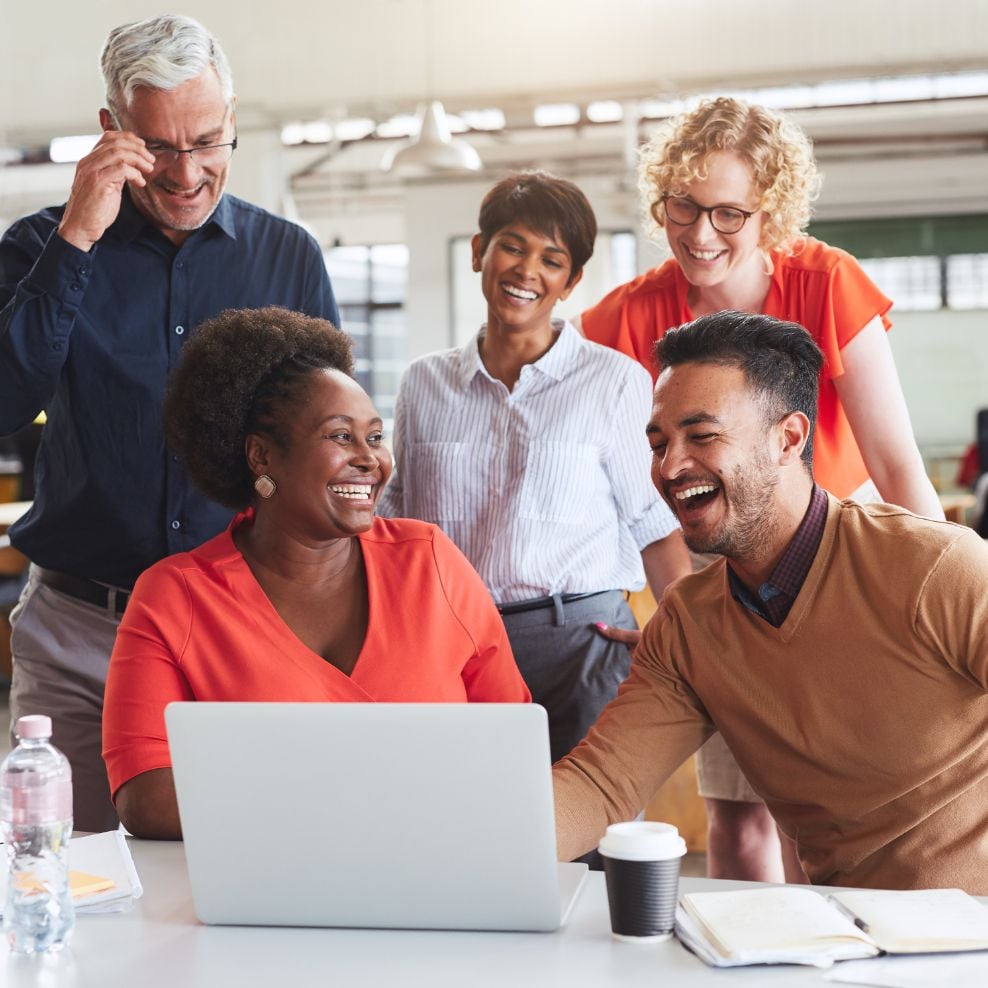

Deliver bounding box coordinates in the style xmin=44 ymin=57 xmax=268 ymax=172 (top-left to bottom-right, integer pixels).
xmin=683 ymin=448 xmax=782 ymax=560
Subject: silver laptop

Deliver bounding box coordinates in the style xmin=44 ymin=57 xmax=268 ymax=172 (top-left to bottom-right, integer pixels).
xmin=165 ymin=702 xmax=587 ymax=931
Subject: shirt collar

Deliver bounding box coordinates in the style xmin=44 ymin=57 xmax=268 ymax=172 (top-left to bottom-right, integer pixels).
xmin=208 ymin=194 xmax=237 ymax=239
xmin=768 ymin=482 xmax=829 ymax=598
xmin=728 ymin=483 xmax=829 ymax=625
xmin=108 ymin=188 xmax=237 ymax=245
xmin=456 ymin=318 xmax=581 ymax=391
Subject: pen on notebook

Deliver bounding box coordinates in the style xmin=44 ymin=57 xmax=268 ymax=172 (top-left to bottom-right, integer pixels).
xmin=830 ymin=897 xmax=871 ymax=934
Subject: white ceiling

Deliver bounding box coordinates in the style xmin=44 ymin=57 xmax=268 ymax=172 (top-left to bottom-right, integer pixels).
xmin=2 ymin=0 xmax=987 ymax=146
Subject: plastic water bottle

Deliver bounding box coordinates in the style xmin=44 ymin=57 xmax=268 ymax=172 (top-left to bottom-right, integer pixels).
xmin=0 ymin=715 xmax=74 ymax=954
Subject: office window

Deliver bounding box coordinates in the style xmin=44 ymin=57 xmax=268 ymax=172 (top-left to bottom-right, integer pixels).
xmin=324 ymin=244 xmax=408 ymax=431
xmin=946 ymin=254 xmax=988 ymax=310
xmin=451 ymin=231 xmax=637 ymax=347
xmin=857 ymin=256 xmax=943 ymax=311
xmin=810 ymin=215 xmax=988 ymax=312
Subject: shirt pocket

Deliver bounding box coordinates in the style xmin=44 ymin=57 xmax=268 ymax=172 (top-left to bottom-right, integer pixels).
xmin=406 ymin=441 xmax=469 ymax=522
xmin=518 ymin=441 xmax=599 ymax=525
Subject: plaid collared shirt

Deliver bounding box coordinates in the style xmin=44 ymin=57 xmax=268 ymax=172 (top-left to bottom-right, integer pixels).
xmin=728 ymin=484 xmax=829 ymax=628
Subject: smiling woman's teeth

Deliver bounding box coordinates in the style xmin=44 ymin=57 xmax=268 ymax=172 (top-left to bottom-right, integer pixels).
xmin=503 ymin=284 xmax=538 ymax=301
xmin=330 ymin=484 xmax=372 ymax=500
xmin=687 ymin=248 xmax=723 ymax=261
xmin=675 ymin=485 xmax=717 ymax=501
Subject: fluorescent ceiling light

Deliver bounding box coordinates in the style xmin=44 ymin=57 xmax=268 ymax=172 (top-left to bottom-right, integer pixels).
xmin=334 ymin=118 xmax=375 ymax=142
xmin=281 ymin=72 xmax=988 ymax=149
xmin=587 ymin=101 xmax=623 ymax=123
xmin=281 ymin=122 xmax=306 ymax=145
xmin=933 ymin=71 xmax=988 ymax=98
xmin=639 ymin=98 xmax=688 ymax=119
xmin=302 ymin=121 xmax=333 ymax=143
xmin=459 ymin=108 xmax=505 ymax=131
xmin=376 ymin=115 xmax=418 ymax=139
xmin=533 ymin=103 xmax=580 ymax=127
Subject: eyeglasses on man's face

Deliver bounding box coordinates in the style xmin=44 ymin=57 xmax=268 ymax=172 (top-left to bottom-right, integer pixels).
xmin=146 ymin=136 xmax=238 ymax=168
xmin=661 ymin=195 xmax=756 ymax=235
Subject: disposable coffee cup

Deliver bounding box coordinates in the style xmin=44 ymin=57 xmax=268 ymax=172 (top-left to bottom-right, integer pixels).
xmin=598 ymin=821 xmax=687 ymax=943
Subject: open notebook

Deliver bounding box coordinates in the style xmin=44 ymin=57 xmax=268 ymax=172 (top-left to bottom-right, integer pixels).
xmin=676 ymin=886 xmax=988 ymax=968
xmin=166 ymin=702 xmax=587 ymax=931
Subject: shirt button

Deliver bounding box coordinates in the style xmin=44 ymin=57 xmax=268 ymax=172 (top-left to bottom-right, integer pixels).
xmin=79 ymin=265 xmax=89 ymax=276
xmin=176 ymin=262 xmax=185 ymax=270
xmin=171 ymin=455 xmax=179 ymax=463
xmin=175 ymin=325 xmax=185 ymax=335
xmin=171 ymin=520 xmax=181 ymax=530
xmin=52 ymin=342 xmax=64 ymax=351
xmin=70 ymin=283 xmax=81 ymax=292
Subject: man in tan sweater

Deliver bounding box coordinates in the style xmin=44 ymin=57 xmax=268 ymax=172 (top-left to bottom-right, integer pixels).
xmin=554 ymin=311 xmax=988 ymax=892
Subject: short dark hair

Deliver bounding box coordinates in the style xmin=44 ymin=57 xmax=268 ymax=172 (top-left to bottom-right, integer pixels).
xmin=164 ymin=306 xmax=354 ymax=509
xmin=477 ymin=170 xmax=597 ymax=282
xmin=655 ymin=311 xmax=823 ymax=469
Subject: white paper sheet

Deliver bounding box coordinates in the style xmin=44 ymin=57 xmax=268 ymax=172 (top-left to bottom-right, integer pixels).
xmin=0 ymin=829 xmax=142 ymax=915
xmin=825 ymin=952 xmax=988 ymax=987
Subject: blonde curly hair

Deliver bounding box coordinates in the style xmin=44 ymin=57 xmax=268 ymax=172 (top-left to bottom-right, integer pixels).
xmin=639 ymin=97 xmax=821 ymax=254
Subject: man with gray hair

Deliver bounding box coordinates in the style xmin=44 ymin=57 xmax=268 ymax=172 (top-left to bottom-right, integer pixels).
xmin=0 ymin=14 xmax=339 ymax=830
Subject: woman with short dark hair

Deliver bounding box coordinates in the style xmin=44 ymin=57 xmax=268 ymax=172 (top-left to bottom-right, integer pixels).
xmin=379 ymin=172 xmax=690 ymax=776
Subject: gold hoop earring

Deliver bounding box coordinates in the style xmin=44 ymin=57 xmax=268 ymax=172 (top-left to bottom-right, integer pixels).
xmin=254 ymin=474 xmax=276 ymax=499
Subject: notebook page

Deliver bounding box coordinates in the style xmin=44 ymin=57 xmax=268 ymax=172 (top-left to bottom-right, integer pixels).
xmin=682 ymin=887 xmax=875 ymax=955
xmin=828 ymin=889 xmax=988 ymax=953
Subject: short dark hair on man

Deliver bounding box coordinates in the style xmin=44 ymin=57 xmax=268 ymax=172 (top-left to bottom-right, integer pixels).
xmin=164 ymin=306 xmax=354 ymax=509
xmin=477 ymin=170 xmax=597 ymax=282
xmin=655 ymin=311 xmax=824 ymax=469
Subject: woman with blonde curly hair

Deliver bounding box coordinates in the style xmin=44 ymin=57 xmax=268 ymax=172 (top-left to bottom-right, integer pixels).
xmin=581 ymin=97 xmax=942 ymax=885
xmin=583 ymin=96 xmax=939 ymax=517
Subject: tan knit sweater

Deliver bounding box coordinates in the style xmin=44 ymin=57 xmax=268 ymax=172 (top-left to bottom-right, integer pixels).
xmin=554 ymin=496 xmax=988 ymax=892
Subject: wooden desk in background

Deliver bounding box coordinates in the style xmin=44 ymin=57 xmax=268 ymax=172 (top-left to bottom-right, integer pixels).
xmin=939 ymin=491 xmax=977 ymax=526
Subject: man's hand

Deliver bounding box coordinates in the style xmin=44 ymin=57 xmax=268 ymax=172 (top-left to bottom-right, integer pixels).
xmin=57 ymin=131 xmax=156 ymax=252
xmin=593 ymin=622 xmax=642 ymax=648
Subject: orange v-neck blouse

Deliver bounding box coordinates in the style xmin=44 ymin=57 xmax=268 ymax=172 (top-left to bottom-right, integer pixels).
xmin=102 ymin=513 xmax=530 ymax=797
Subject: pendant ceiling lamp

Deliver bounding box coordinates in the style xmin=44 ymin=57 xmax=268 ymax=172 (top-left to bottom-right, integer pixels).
xmin=382 ymin=100 xmax=482 ymax=176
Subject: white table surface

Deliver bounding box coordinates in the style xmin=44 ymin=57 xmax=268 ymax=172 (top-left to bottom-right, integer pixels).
xmin=2 ymin=839 xmax=862 ymax=987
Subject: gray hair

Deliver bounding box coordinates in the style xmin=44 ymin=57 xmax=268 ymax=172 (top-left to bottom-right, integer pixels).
xmin=100 ymin=14 xmax=234 ymax=121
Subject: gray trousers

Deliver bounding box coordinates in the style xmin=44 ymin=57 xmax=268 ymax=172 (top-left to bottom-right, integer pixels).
xmin=9 ymin=565 xmax=121 ymax=833
xmin=501 ymin=590 xmax=636 ymax=765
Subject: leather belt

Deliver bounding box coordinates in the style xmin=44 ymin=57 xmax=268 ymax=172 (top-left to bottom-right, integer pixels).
xmin=496 ymin=590 xmax=609 ymax=616
xmin=37 ymin=567 xmax=130 ymax=618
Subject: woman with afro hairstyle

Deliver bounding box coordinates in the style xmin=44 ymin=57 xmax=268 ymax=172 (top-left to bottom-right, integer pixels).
xmin=102 ymin=307 xmax=529 ymax=839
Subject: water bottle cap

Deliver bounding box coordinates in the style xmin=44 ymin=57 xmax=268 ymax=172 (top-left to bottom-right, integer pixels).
xmin=15 ymin=715 xmax=53 ymax=739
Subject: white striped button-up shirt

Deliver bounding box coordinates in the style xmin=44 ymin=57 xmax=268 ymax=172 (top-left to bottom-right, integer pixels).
xmin=377 ymin=320 xmax=680 ymax=604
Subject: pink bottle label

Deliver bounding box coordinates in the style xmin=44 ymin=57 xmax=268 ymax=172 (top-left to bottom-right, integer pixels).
xmin=6 ymin=778 xmax=73 ymax=826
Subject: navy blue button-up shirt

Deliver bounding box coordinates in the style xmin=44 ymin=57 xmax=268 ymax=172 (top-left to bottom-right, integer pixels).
xmin=0 ymin=191 xmax=339 ymax=587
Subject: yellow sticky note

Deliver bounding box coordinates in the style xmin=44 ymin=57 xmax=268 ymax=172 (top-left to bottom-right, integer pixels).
xmin=69 ymin=870 xmax=115 ymax=898
xmin=13 ymin=870 xmax=114 ymax=898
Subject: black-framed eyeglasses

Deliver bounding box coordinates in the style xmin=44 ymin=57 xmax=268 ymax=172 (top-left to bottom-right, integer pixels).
xmin=661 ymin=195 xmax=756 ymax=235
xmin=148 ymin=135 xmax=238 ymax=168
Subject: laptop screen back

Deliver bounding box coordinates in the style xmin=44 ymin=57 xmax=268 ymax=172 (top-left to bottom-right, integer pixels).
xmin=165 ymin=702 xmax=569 ymax=931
